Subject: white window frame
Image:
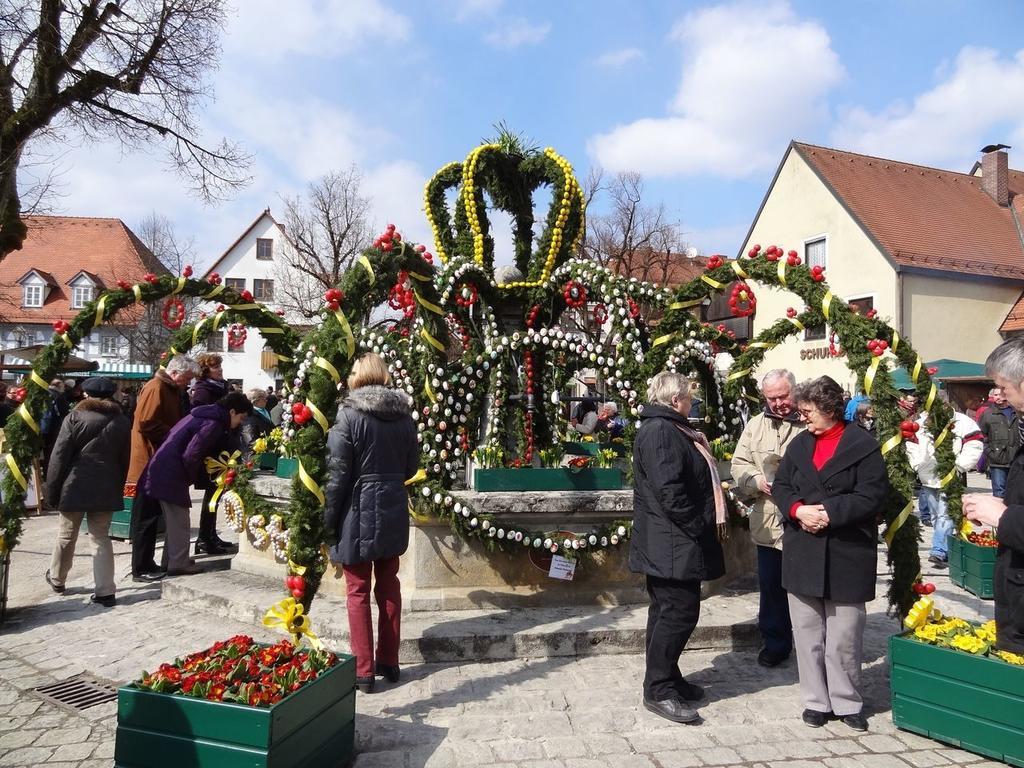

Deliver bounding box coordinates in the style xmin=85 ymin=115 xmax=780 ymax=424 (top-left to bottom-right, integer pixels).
xmin=845 ymin=292 xmax=876 ymax=317
xmin=72 ymin=284 xmax=94 ymax=309
xmin=100 ymin=335 xmax=119 ymax=356
xmin=23 ymin=284 xmax=43 ymax=307
xmin=804 ymin=234 xmax=828 ymax=270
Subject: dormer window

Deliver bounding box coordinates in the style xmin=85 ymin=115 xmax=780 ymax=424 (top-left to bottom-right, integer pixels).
xmin=72 ymin=284 xmax=94 ymax=309
xmin=23 ymin=285 xmax=43 ymax=308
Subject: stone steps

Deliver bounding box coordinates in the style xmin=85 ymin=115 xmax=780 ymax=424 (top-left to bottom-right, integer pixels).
xmin=161 ymin=569 xmax=760 ymax=663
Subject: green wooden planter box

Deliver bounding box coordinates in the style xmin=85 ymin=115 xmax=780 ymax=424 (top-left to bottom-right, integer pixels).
xmin=79 ymin=508 xmax=132 ymax=541
xmin=947 ymin=535 xmax=996 ymax=599
xmin=275 ymin=457 xmax=299 ymax=479
xmin=890 ymin=632 xmax=1024 ymax=765
xmin=115 ymin=653 xmax=356 ymax=768
xmin=124 ymin=496 xmax=135 ymax=511
xmin=257 ymin=453 xmax=279 ymax=472
xmin=561 ymin=441 xmax=627 ymax=457
xmin=474 ymin=467 xmax=623 ymax=492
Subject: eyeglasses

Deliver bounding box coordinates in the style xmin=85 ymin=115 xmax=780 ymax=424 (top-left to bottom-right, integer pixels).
xmin=796 ymin=406 xmax=819 ymax=418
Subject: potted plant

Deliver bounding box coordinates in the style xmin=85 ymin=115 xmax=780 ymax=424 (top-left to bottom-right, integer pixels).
xmin=948 ymin=528 xmax=997 ymax=599
xmin=115 ymin=622 xmax=355 ymax=767
xmin=253 ymin=428 xmax=283 ymax=472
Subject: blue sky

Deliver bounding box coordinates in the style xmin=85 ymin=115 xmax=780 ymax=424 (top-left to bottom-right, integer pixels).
xmin=38 ymin=0 xmax=1024 ymax=270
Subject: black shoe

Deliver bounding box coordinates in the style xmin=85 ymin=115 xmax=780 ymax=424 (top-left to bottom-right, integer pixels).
xmin=377 ymin=664 xmax=400 ymax=683
xmin=212 ymin=535 xmax=237 ymax=552
xmin=643 ymin=696 xmax=700 ymax=724
xmin=90 ymin=594 xmax=116 ymax=608
xmin=802 ymin=709 xmax=832 ymax=728
xmin=677 ymin=680 xmax=704 ymax=702
xmin=928 ymin=554 xmax=948 ymax=569
xmin=841 ymin=713 xmax=868 ymax=732
xmin=132 ymin=571 xmax=166 ymax=583
xmin=757 ymin=648 xmax=789 ymax=668
xmin=194 ymin=538 xmax=228 ymax=556
xmin=44 ymin=570 xmax=65 ymax=594
xmin=356 ymin=676 xmax=375 ymax=694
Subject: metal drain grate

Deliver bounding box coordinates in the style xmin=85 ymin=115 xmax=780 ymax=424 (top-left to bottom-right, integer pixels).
xmin=33 ymin=676 xmax=118 ymax=710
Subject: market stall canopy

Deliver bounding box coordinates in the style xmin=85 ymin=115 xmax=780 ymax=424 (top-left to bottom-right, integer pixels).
xmin=0 ymin=344 xmax=99 ymax=373
xmin=84 ymin=362 xmax=152 ymax=380
xmin=890 ymin=358 xmax=988 ymax=390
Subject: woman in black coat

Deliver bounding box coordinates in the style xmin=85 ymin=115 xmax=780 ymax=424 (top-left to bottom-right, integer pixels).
xmin=771 ymin=376 xmax=888 ymax=733
xmin=44 ymin=378 xmax=131 ymax=607
xmin=630 ymin=372 xmax=725 ymax=725
xmin=964 ymin=338 xmax=1024 ymax=655
xmin=324 ymin=353 xmax=418 ymax=693
xmin=240 ymin=388 xmax=274 ymax=459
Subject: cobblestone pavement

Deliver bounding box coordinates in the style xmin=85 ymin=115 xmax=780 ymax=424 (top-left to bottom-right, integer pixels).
xmin=0 ymin=483 xmax=1004 ymax=768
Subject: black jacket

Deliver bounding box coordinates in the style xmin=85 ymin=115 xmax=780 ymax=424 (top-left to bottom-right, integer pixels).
xmin=979 ymin=406 xmax=1020 ymax=468
xmin=629 ymin=404 xmax=725 ymax=582
xmin=996 ymin=447 xmax=1024 ymax=653
xmin=240 ymin=410 xmax=274 ymax=458
xmin=324 ymin=386 xmax=419 ymax=565
xmin=771 ymin=425 xmax=888 ymax=603
xmin=44 ymin=398 xmax=131 ymax=512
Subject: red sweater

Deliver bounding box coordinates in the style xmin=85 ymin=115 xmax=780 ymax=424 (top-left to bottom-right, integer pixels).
xmin=790 ymin=422 xmax=845 ymax=519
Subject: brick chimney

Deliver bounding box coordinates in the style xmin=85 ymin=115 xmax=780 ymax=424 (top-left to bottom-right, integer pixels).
xmin=982 ymin=149 xmax=1009 ymax=206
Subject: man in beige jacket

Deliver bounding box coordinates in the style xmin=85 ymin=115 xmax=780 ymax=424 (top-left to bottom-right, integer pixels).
xmin=731 ymin=369 xmax=804 ymax=667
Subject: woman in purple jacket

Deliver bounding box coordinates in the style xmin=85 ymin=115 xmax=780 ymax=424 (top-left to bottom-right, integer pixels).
xmin=190 ymin=353 xmax=236 ymax=555
xmin=132 ymin=392 xmax=252 ymax=577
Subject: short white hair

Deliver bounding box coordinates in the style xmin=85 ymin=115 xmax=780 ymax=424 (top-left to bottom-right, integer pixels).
xmin=647 ymin=371 xmax=690 ymax=407
xmin=247 ymin=388 xmax=268 ymax=402
xmin=166 ymin=354 xmax=200 ymax=376
xmin=602 ymin=402 xmax=618 ymax=415
xmin=761 ymin=369 xmax=796 ymax=390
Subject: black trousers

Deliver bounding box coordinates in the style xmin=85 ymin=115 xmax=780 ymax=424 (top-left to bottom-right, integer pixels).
xmin=130 ymin=495 xmax=164 ymax=576
xmin=644 ymin=575 xmax=701 ymax=701
xmin=197 ymin=486 xmax=218 ymax=543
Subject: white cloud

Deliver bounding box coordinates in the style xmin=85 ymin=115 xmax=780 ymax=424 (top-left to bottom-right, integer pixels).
xmin=831 ymin=47 xmax=1024 ymax=168
xmin=588 ymin=0 xmax=843 ymax=178
xmin=484 ymin=17 xmax=551 ymax=49
xmin=595 ymin=47 xmax=644 ymax=68
xmin=224 ymin=0 xmax=411 ymax=60
xmin=362 ymin=160 xmax=432 ymax=249
xmin=453 ymin=0 xmax=504 ymax=22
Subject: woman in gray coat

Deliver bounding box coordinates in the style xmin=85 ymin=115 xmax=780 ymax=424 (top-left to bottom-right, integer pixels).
xmin=324 ymin=353 xmax=419 ymax=693
xmin=44 ymin=377 xmax=131 ymax=607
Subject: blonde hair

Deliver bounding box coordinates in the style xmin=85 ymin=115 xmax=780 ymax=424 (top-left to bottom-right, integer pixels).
xmin=647 ymin=371 xmax=690 ymax=407
xmin=247 ymin=387 xmax=268 ymax=403
xmin=347 ymin=353 xmax=391 ymax=390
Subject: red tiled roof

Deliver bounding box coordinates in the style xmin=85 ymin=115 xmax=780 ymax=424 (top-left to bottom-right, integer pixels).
xmin=793 ymin=142 xmax=1024 ymax=279
xmin=613 ymin=252 xmax=711 ymax=287
xmin=0 ymin=216 xmax=167 ymax=324
xmin=1001 ymin=290 xmax=1024 ymax=332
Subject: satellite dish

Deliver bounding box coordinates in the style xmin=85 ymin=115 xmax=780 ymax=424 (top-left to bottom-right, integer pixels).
xmin=684 ymin=247 xmax=698 ymax=259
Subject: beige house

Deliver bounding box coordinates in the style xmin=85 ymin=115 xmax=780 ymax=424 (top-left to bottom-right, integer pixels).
xmin=736 ymin=141 xmax=1024 ymax=394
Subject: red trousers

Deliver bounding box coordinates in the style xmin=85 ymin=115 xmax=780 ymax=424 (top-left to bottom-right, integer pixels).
xmin=342 ymin=557 xmax=401 ymax=678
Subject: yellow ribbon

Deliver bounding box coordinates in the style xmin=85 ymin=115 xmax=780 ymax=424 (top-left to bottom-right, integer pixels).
xmin=191 ymin=317 xmax=208 ymax=347
xmin=93 ymin=295 xmax=108 ymax=327
xmin=258 ymin=327 xmax=285 ymax=335
xmin=298 ymin=459 xmax=325 ymax=506
xmin=420 ymin=327 xmax=446 ymax=353
xmin=911 ymin=356 xmax=923 ymax=384
xmin=880 ymin=433 xmax=903 ymax=455
xmin=933 ymin=421 xmax=952 ymax=450
xmin=59 ymin=332 xmax=73 ymax=349
xmin=5 ymin=453 xmax=27 ymax=491
xmin=730 ymin=261 xmax=750 ymax=280
xmin=132 ymin=285 xmax=142 ymax=303
xmin=278 ymin=355 xmax=292 ymax=363
xmin=424 ymin=376 xmax=437 ymax=403
xmin=669 ymin=299 xmax=703 ymax=310
xmin=884 ymin=499 xmax=914 ymax=547
xmin=306 ymin=400 xmax=330 ymax=433
xmin=358 ymin=255 xmax=375 ymax=284
xmin=228 ymin=303 xmax=260 ymax=311
xmin=334 ymin=310 xmax=356 ymax=359
xmin=821 ymin=291 xmax=834 ymax=322
xmin=212 ymin=311 xmax=226 ymax=331
xmin=777 ymin=260 xmax=787 ymax=286
xmin=727 ymin=368 xmax=751 ymax=381
xmin=204 ymin=450 xmax=241 ymax=514
xmin=864 ymin=356 xmax=882 ymax=396
xmin=314 ymin=356 xmax=341 ymax=384
xmin=924 ymin=383 xmax=937 ymax=413
xmin=408 ymin=271 xmax=432 ymax=282
xmin=404 ymin=468 xmax=428 ymax=486
xmin=262 ymin=597 xmax=322 ymax=650
xmin=653 ymin=333 xmax=675 ymax=347
xmin=287 ymin=560 xmax=307 ymax=576
xmin=203 ymin=284 xmax=225 ymax=299
xmin=28 ymin=371 xmax=48 ymax=390
xmin=892 ymin=331 xmax=900 ymax=352
xmin=414 ymin=291 xmax=444 ymax=315
xmin=786 ymin=317 xmax=805 ymax=332
xmin=170 ymin=276 xmax=187 ymax=295
xmin=939 ymin=467 xmax=958 ymax=488
xmin=700 ymin=274 xmax=726 ymax=291
xmin=747 ymin=341 xmax=776 ymax=350
xmin=18 ymin=403 xmax=38 ymax=434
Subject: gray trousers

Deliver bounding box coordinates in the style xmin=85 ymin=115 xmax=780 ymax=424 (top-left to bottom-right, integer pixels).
xmin=159 ymin=500 xmax=192 ymax=572
xmin=49 ymin=510 xmax=116 ymax=598
xmin=788 ymin=592 xmax=866 ymax=716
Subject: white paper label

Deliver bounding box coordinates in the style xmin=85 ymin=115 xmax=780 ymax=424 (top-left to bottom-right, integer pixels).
xmin=548 ymin=555 xmax=576 ymax=581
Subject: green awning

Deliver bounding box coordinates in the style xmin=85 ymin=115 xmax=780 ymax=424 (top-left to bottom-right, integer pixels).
xmin=890 ymin=358 xmax=988 ymax=390
xmin=85 ymin=362 xmax=153 ymax=380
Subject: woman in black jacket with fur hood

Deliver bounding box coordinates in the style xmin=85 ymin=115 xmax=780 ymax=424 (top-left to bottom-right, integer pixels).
xmin=44 ymin=377 xmax=131 ymax=607
xmin=324 ymin=353 xmax=419 ymax=693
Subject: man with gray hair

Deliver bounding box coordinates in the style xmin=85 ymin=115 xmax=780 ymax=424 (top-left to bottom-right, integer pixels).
xmin=128 ymin=354 xmax=200 ymax=581
xmin=731 ymin=368 xmax=804 ymax=667
xmin=963 ymin=338 xmax=1024 ymax=656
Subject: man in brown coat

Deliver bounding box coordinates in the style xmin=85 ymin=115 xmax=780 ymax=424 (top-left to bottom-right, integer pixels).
xmin=128 ymin=355 xmax=199 ymax=581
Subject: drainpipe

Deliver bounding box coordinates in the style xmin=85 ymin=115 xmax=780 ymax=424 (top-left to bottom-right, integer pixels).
xmin=896 ymin=271 xmax=904 ymax=338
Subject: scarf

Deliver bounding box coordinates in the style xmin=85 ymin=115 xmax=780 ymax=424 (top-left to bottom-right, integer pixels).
xmin=674 ymin=421 xmax=729 ymax=541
